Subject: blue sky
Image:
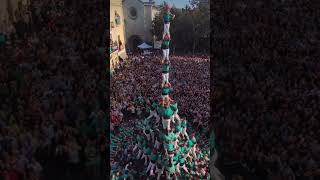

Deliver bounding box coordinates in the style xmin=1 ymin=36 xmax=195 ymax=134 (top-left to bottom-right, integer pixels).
xmin=153 ymin=0 xmax=191 ymax=8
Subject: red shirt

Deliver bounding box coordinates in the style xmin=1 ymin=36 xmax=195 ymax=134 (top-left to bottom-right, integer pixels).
xmin=111 ymin=114 xmax=117 ymax=124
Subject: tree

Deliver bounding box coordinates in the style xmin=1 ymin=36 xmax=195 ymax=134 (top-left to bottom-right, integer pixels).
xmin=150 ymin=0 xmax=210 ymax=54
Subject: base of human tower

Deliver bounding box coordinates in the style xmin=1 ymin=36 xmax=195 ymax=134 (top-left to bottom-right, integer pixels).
xmin=110 ymin=101 xmax=211 ymax=179
xmin=116 ymin=102 xmax=211 ymax=179
xmin=109 ymin=55 xmax=215 ymax=179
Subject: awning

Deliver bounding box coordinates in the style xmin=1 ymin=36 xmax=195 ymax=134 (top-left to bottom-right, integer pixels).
xmin=118 ymin=50 xmax=128 ymax=59
xmin=138 ymin=42 xmax=152 ymax=49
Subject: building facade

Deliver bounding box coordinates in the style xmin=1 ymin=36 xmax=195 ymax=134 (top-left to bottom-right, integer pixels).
xmin=110 ymin=0 xmax=128 ymax=71
xmin=0 ymin=0 xmax=29 ymax=24
xmin=123 ymin=0 xmax=159 ymax=51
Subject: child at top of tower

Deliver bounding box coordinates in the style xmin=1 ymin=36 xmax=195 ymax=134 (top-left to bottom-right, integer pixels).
xmin=163 ymin=4 xmax=175 ymax=36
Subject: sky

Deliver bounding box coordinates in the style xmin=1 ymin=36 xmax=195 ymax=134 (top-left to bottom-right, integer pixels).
xmin=153 ymin=0 xmax=191 ymax=8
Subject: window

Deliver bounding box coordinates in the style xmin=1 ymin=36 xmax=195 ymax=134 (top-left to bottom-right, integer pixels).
xmin=129 ymin=7 xmax=137 ymax=20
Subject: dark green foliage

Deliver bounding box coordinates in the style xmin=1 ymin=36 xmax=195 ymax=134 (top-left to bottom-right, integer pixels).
xmin=151 ymin=0 xmax=210 ymax=54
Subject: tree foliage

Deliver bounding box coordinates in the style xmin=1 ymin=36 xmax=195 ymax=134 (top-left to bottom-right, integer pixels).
xmin=151 ymin=0 xmax=210 ymax=54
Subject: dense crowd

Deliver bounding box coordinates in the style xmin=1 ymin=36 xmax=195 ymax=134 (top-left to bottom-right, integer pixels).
xmin=110 ymin=54 xmax=211 ymax=179
xmin=212 ymin=1 xmax=320 ymax=179
xmin=0 ymin=0 xmax=106 ymax=180
xmin=111 ymin=54 xmax=210 ymax=127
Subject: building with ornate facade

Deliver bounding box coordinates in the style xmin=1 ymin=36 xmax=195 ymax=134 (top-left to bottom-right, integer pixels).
xmin=123 ymin=0 xmax=159 ymax=51
xmin=110 ymin=0 xmax=128 ymax=71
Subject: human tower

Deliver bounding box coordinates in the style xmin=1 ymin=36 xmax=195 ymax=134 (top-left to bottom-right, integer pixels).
xmin=130 ymin=3 xmax=210 ymax=180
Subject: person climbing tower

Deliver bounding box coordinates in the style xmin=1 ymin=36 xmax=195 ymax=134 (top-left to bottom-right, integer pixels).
xmin=161 ymin=60 xmax=170 ymax=85
xmin=163 ymin=3 xmax=175 ymax=37
xmin=162 ymin=33 xmax=171 ymax=63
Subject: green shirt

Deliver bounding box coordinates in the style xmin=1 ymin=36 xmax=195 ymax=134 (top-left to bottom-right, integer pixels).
xmin=156 ymin=105 xmax=162 ymax=115
xmin=139 ymin=138 xmax=146 ymax=148
xmin=161 ymin=106 xmax=173 ymax=119
xmin=173 ymin=153 xmax=179 ymax=163
xmin=143 ymin=147 xmax=151 ymax=155
xmin=170 ymin=103 xmax=178 ymax=112
xmin=187 ymin=139 xmax=194 ymax=148
xmin=151 ymin=102 xmax=157 ymax=110
xmin=180 ymin=146 xmax=188 ymax=154
xmin=197 ymin=152 xmax=204 ymax=159
xmin=167 ymin=164 xmax=176 ymax=174
xmin=159 ymin=132 xmax=165 ymax=141
xmin=145 ymin=125 xmax=151 ymax=131
xmin=111 ymin=176 xmax=118 ymax=180
xmin=181 ymin=120 xmax=187 ymax=128
xmin=162 ymin=39 xmax=170 ymax=49
xmin=166 ymin=143 xmax=175 ymax=152
xmin=162 ymin=87 xmax=171 ymax=95
xmin=164 ymin=133 xmax=171 ymax=143
xmin=191 ymin=137 xmax=197 ymax=144
xmin=150 ymin=153 xmax=159 ymax=162
xmin=162 ymin=64 xmax=170 ymax=73
xmin=179 ymin=157 xmax=186 ymax=166
xmin=188 ymin=161 xmax=195 ymax=170
xmin=169 ymin=132 xmax=176 ymax=141
xmin=161 ymin=157 xmax=169 ymax=167
xmin=163 ymin=13 xmax=174 ymax=23
xmin=175 ymin=123 xmax=182 ymax=132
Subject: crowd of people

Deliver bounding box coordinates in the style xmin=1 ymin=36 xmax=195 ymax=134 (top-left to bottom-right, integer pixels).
xmin=111 ymin=54 xmax=210 ymax=127
xmin=110 ymin=54 xmax=211 ymax=179
xmin=212 ymin=1 xmax=320 ymax=179
xmin=0 ymin=0 xmax=106 ymax=180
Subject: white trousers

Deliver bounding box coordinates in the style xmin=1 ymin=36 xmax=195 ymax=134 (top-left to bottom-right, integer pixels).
xmin=154 ymin=140 xmax=160 ymax=149
xmin=162 ymin=118 xmax=171 ymax=130
xmin=174 ymin=139 xmax=179 ymax=149
xmin=189 ymin=146 xmax=197 ymax=158
xmin=137 ymin=149 xmax=142 ymax=159
xmin=162 ymin=49 xmax=170 ymax=61
xmin=133 ymin=144 xmax=138 ymax=152
xmin=176 ymin=131 xmax=181 ymax=139
xmin=141 ymin=153 xmax=148 ymax=165
xmin=169 ymin=153 xmax=174 ymax=164
xmin=162 ymin=73 xmax=169 ymax=84
xmin=146 ymin=162 xmax=156 ymax=175
xmin=182 ymin=127 xmax=189 ymax=139
xmin=170 ymin=114 xmax=175 ymax=123
xmin=174 ymin=113 xmax=181 ymax=123
xmin=162 ymin=95 xmax=169 ymax=99
xmin=163 ymin=23 xmax=170 ymax=36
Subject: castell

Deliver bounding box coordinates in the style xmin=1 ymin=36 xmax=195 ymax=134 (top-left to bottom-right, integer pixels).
xmin=110 ymin=1 xmax=216 ymax=179
xmin=129 ymin=2 xmax=206 ymax=179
